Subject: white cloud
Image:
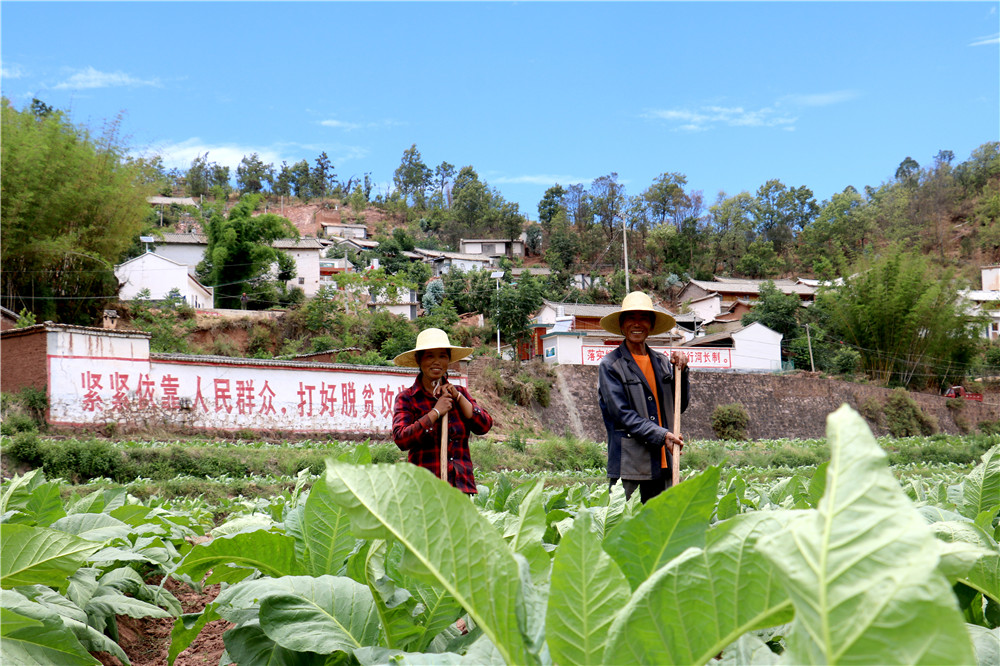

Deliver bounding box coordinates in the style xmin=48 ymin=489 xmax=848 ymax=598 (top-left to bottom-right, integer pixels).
xmin=150 ymin=138 xmax=368 ymax=172
xmin=780 ymin=90 xmax=860 ymax=107
xmin=642 ymin=104 xmax=797 ymax=132
xmin=1 ymin=63 xmax=26 ymax=79
xmin=319 ymin=117 xmax=403 ymax=131
xmin=492 ymin=174 xmax=590 ymax=186
xmin=969 ymin=32 xmax=999 ymax=47
xmin=53 ymin=66 xmax=160 ymax=90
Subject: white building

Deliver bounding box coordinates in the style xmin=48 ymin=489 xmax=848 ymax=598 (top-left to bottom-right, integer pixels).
xmin=412 ymin=249 xmax=493 ymax=277
xmin=459 ymin=236 xmax=525 ymax=259
xmin=960 ymin=265 xmax=1000 ymax=340
xmin=151 ymin=233 xmax=207 ymax=276
xmin=320 ymin=222 xmax=368 ymax=240
xmin=273 ymin=238 xmax=328 ymax=297
xmin=682 ymin=322 xmax=784 ymax=372
xmin=115 ymin=252 xmax=214 ymax=309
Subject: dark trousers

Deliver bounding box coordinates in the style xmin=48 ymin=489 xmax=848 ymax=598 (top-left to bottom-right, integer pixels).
xmin=614 ymin=477 xmax=667 ymax=504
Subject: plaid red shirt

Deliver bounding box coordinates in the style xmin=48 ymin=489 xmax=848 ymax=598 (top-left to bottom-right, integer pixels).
xmin=392 ymin=377 xmax=492 ymax=493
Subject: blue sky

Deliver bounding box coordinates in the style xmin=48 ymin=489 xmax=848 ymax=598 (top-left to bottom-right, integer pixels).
xmin=2 ymin=1 xmax=998 ymax=222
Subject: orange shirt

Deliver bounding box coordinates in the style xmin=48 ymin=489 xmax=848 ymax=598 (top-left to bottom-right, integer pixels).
xmin=633 ymin=353 xmax=668 ymax=469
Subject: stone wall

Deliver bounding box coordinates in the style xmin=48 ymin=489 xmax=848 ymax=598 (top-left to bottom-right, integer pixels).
xmin=539 ymin=366 xmax=999 ymax=442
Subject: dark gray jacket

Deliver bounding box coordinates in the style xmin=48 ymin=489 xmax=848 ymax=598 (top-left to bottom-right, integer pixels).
xmin=598 ymin=342 xmax=690 ymax=481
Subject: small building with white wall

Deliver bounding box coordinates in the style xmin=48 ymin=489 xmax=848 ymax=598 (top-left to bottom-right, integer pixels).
xmin=115 ymin=252 xmax=214 ymax=309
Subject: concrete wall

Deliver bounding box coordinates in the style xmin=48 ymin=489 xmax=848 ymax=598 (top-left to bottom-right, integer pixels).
xmin=538 ymin=365 xmax=1000 ymax=442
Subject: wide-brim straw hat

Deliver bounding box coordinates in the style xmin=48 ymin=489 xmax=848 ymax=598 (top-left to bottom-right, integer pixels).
xmin=599 ymin=291 xmax=677 ymax=337
xmin=393 ymin=328 xmax=474 ymax=368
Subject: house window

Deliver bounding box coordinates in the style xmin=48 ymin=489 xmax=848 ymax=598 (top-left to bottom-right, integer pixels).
xmin=482 ymin=244 xmax=495 ymax=255
xmin=298 ymin=277 xmax=305 ymax=285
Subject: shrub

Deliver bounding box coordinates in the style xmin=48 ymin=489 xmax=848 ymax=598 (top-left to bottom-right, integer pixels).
xmin=247 ymin=324 xmax=276 ymax=356
xmin=41 ymin=438 xmax=126 ymax=482
xmin=371 ymin=442 xmax=403 ymax=464
xmin=978 ymin=420 xmax=1000 ymax=435
xmin=859 ymin=396 xmax=884 ymax=427
xmin=832 ymin=348 xmax=861 ymax=375
xmin=1 ymin=412 xmax=37 ymax=435
xmin=883 ymin=388 xmax=938 ymax=437
xmin=711 ymin=403 xmax=749 ymax=440
xmin=7 ymin=431 xmax=43 ymax=466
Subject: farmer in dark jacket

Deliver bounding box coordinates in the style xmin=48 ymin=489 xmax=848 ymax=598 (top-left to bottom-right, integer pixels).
xmin=598 ymin=291 xmax=689 ymax=503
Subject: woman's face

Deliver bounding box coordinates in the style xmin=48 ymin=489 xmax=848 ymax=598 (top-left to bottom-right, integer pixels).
xmin=419 ymin=348 xmax=451 ymax=382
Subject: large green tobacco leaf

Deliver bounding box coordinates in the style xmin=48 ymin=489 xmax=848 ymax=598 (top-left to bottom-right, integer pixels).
xmin=173 ymin=530 xmax=302 ymax=583
xmin=168 ymin=603 xmax=219 ymax=666
xmin=223 ymin=622 xmax=329 ymax=666
xmin=501 ymin=478 xmax=550 ymax=581
xmin=757 ymin=405 xmax=976 ymax=664
xmin=322 ymin=461 xmax=533 ymax=665
xmin=363 ymin=540 xmax=425 ymax=650
xmin=302 ymin=475 xmax=357 ymax=576
xmin=0 ymin=591 xmax=100 ymax=665
xmin=603 ymin=466 xmax=720 ymax=589
xmin=546 ymin=510 xmax=629 ymax=666
xmin=604 ymin=511 xmax=794 ymax=665
xmin=930 ymin=520 xmax=1000 ymax=603
xmin=0 ymin=524 xmax=100 ymax=591
xmin=955 ymin=447 xmax=1000 ymax=520
xmin=50 ymin=512 xmax=132 ymax=542
xmin=258 ymin=576 xmax=380 ymax=654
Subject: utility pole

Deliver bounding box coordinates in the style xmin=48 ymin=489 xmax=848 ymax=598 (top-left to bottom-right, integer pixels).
xmin=623 ymin=216 xmax=630 ymax=292
xmin=806 ymin=323 xmax=815 ymax=372
xmin=491 ymin=270 xmax=504 ymax=356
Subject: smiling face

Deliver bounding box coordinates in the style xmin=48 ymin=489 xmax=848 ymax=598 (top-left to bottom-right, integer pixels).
xmin=621 ymin=311 xmax=654 ymax=347
xmin=417 ymin=348 xmax=452 ymax=383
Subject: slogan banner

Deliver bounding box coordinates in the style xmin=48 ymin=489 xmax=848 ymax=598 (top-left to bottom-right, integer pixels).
xmin=52 ymin=356 xmax=461 ymax=435
xmin=581 ymin=345 xmax=731 ymax=369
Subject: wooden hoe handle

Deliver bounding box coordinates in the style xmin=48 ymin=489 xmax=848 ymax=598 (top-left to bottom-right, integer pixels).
xmin=672 ymin=368 xmax=681 ymax=487
xmin=439 ymin=412 xmax=448 ymax=482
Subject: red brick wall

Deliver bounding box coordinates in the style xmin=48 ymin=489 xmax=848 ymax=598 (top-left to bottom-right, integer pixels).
xmin=1 ymin=329 xmax=48 ymax=394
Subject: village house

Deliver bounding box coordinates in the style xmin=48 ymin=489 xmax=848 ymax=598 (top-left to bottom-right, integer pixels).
xmin=961 ymin=265 xmax=1000 ymax=340
xmin=115 ymin=252 xmax=214 ymax=309
xmin=459 ymin=236 xmax=526 ymax=259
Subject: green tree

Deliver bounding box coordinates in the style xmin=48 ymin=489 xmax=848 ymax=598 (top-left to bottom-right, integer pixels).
xmin=289 ymin=160 xmax=313 ymax=202
xmin=434 ymin=161 xmax=456 ymax=206
xmin=236 ymin=152 xmax=272 ymax=194
xmin=422 ymin=278 xmax=445 ymax=310
xmin=538 ymin=184 xmax=566 ymax=231
xmin=816 ymin=249 xmax=984 ymax=388
xmin=753 ymin=179 xmax=818 ymax=257
xmin=1 ymin=98 xmax=154 ymax=324
xmin=736 ymin=239 xmax=782 ymax=278
xmin=545 ymin=210 xmax=580 ymax=272
xmin=197 ymin=194 xmax=299 ymax=309
xmin=741 ymin=281 xmax=801 ymax=339
xmin=708 ymin=192 xmax=756 ymax=274
xmin=643 ymin=172 xmax=689 ymax=229
xmin=494 ymin=274 xmax=545 ymax=347
xmin=312 ymin=151 xmax=336 ymax=198
xmin=393 ymin=144 xmax=432 ymax=209
xmin=590 ymin=173 xmax=627 ymax=242
xmin=798 ymin=187 xmax=867 ymax=276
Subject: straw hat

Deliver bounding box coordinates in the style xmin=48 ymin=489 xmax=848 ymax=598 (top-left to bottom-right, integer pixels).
xmin=393 ymin=328 xmax=473 ymax=368
xmin=599 ymin=291 xmax=676 ymax=337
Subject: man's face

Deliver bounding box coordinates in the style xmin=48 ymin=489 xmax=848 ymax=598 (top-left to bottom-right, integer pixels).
xmin=621 ymin=311 xmax=652 ymax=345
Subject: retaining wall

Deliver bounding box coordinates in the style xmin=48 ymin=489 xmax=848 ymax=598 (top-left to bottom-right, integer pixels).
xmin=539 ymin=366 xmax=999 ymax=442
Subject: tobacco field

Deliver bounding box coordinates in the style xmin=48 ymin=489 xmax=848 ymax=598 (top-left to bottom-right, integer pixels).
xmin=2 ymin=405 xmax=999 ymax=665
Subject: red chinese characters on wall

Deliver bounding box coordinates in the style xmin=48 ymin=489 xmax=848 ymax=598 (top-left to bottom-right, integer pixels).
xmin=76 ymin=369 xmax=417 ymax=424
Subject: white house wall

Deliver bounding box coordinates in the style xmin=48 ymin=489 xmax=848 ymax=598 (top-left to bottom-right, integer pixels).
xmin=153 ymin=245 xmax=205 ymax=276
xmin=731 ymin=323 xmax=784 ymax=371
xmin=42 ymin=326 xmax=464 ymax=435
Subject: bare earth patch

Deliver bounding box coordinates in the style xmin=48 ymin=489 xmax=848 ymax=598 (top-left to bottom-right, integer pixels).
xmin=93 ymin=577 xmax=230 ymax=666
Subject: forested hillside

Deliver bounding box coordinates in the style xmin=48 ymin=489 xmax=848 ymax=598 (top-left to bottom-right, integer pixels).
xmin=3 ymin=97 xmax=999 ymax=393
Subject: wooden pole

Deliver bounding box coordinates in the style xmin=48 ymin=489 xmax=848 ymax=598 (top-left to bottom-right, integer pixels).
xmin=436 ymin=380 xmax=448 ymax=483
xmin=672 ymin=368 xmax=681 ymax=488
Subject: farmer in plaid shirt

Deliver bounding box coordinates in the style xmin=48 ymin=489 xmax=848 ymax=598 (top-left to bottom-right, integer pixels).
xmin=392 ymin=328 xmax=493 ymax=493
